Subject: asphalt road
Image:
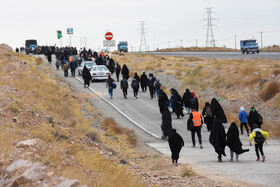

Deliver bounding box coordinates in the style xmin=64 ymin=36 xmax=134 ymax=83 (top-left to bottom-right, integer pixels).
xmin=137 ymin=51 xmax=280 ymax=60
xmin=44 ymin=55 xmax=280 ymax=186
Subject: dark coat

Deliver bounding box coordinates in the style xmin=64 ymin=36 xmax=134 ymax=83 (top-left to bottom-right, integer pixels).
xmin=226 ymin=122 xmax=249 ymax=154
xmin=116 ymin=63 xmax=121 ymax=76
xmin=120 ymin=78 xmax=128 ymax=89
xmin=148 ymin=76 xmax=156 ymax=87
xmin=209 ymin=119 xmax=226 ymax=156
xmin=109 ymin=58 xmax=115 ymax=74
xmin=70 ymin=60 xmax=77 ymax=69
xmin=121 ymin=64 xmax=129 ymax=79
xmin=158 ymin=90 xmax=169 ymax=114
xmin=182 ymin=89 xmax=192 ymax=108
xmin=140 ymin=73 xmax=148 ymax=87
xmin=131 ymin=79 xmax=139 ymax=91
xmin=161 ymin=109 xmax=173 ymax=137
xmin=171 ymin=89 xmax=184 ymax=116
xmin=202 ymin=105 xmax=214 ymax=131
xmin=82 ymin=66 xmax=92 ymax=84
xmin=248 ymin=110 xmax=262 ymax=129
xmin=134 ymin=74 xmax=140 ymax=83
xmin=96 ymin=57 xmax=103 ymax=65
xmin=168 ymin=129 xmax=184 ymax=161
xmin=210 ymin=98 xmax=227 ymax=123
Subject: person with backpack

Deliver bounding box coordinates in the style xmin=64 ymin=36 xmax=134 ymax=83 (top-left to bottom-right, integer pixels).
xmin=248 ymin=106 xmax=263 ymax=132
xmin=120 ymin=76 xmax=128 ymax=98
xmin=202 ymin=102 xmax=214 ymax=132
xmin=140 ymin=72 xmax=148 ymax=92
xmin=115 ymin=62 xmax=121 ymax=82
xmin=106 ymin=75 xmax=114 ymax=99
xmin=239 ymin=106 xmax=249 ymax=136
xmin=182 ymin=88 xmax=192 ymax=114
xmin=190 ymin=92 xmax=199 ymax=111
xmin=188 ymin=107 xmax=203 ymax=148
xmin=226 ymin=122 xmax=249 ymax=162
xmin=131 ymin=78 xmax=139 ymax=99
xmin=148 ymin=73 xmax=156 ymax=99
xmin=70 ymin=58 xmax=77 ymax=77
xmin=63 ymin=61 xmax=69 ymax=77
xmin=170 ymin=88 xmax=184 ymax=118
xmin=154 ymin=77 xmax=161 ymax=98
xmin=249 ymin=124 xmax=268 ymax=162
xmin=168 ymin=129 xmax=184 ymax=166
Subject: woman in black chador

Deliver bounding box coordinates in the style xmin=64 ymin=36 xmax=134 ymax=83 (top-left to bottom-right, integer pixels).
xmin=170 ymin=88 xmax=184 ymax=118
xmin=121 ymin=64 xmax=129 ymax=80
xmin=168 ymin=129 xmax=184 ymax=166
xmin=209 ymin=119 xmax=227 ymax=162
xmin=82 ymin=66 xmax=92 ymax=88
xmin=226 ymin=122 xmax=249 ymax=161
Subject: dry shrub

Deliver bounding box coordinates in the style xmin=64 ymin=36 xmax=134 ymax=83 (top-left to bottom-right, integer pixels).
xmin=241 ymin=65 xmax=258 ymax=76
xmin=87 ymin=130 xmax=99 ymax=142
xmin=35 ymin=58 xmax=43 ymax=65
xmin=101 ymin=118 xmax=137 ymax=147
xmin=259 ymin=81 xmax=280 ymax=101
xmin=273 ymin=69 xmax=280 ymax=75
xmin=181 ymin=164 xmax=195 ymax=177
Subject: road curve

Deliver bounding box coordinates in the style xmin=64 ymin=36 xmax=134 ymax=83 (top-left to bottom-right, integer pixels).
xmin=136 ymin=51 xmax=280 ymax=60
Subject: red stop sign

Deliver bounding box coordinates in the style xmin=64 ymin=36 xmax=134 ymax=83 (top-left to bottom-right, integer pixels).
xmin=105 ymin=32 xmax=113 ymax=40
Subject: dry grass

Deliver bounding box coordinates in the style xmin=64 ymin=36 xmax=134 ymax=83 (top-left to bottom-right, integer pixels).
xmin=0 ymin=51 xmax=145 ymax=186
xmin=181 ymin=164 xmax=196 ymax=177
xmin=35 ymin=58 xmax=43 ymax=65
xmin=259 ymin=81 xmax=280 ymax=101
xmin=101 ymin=118 xmax=137 ymax=147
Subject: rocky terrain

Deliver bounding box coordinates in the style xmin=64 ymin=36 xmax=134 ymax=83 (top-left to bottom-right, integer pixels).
xmin=0 ymin=44 xmax=256 ymax=186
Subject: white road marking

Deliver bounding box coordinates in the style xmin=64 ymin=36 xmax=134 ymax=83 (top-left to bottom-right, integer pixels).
xmin=75 ymin=76 xmax=160 ymax=139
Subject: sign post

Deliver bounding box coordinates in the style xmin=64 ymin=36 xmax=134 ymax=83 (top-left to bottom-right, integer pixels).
xmin=104 ymin=32 xmax=114 ymax=54
xmin=67 ymin=25 xmax=74 ymax=47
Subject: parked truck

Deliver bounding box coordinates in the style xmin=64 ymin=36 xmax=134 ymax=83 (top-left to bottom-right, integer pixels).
xmin=240 ymin=39 xmax=259 ymax=54
xmin=25 ymin=39 xmax=37 ymax=54
xmin=117 ymin=41 xmax=128 ymax=52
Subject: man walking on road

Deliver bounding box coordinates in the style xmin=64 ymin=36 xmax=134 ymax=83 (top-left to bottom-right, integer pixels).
xmin=239 ymin=106 xmax=249 ymax=136
xmin=120 ymin=76 xmax=128 ymax=98
xmin=188 ymin=107 xmax=203 ymax=148
xmin=148 ymin=73 xmax=156 ymax=99
xmin=140 ymin=72 xmax=148 ymax=92
xmin=106 ymin=75 xmax=114 ymax=99
xmin=63 ymin=61 xmax=69 ymax=77
xmin=115 ymin=62 xmax=121 ymax=82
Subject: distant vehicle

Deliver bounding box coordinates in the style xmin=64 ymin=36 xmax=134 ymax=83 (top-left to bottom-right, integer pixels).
xmin=117 ymin=41 xmax=128 ymax=52
xmin=25 ymin=39 xmax=37 ymax=54
xmin=240 ymin=39 xmax=259 ymax=54
xmin=90 ymin=65 xmax=110 ymax=81
xmin=78 ymin=61 xmax=96 ymax=76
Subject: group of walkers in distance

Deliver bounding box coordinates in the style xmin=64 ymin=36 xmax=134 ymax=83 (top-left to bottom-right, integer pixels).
xmin=22 ymin=46 xmax=269 ymax=166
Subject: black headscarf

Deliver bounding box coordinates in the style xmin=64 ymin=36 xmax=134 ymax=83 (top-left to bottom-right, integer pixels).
xmin=226 ymin=122 xmax=249 ymax=154
xmin=121 ymin=64 xmax=129 ymax=79
xmin=210 ymin=98 xmax=227 ymax=123
xmin=158 ymin=90 xmax=169 ymax=114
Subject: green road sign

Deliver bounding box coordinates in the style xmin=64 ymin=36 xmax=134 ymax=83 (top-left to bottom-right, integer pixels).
xmin=57 ymin=30 xmax=62 ymax=39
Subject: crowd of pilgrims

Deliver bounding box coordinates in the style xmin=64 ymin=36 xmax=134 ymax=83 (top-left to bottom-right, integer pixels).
xmin=39 ymin=46 xmax=269 ymax=166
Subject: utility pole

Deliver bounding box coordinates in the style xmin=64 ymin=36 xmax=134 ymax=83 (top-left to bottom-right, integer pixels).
xmin=202 ymin=8 xmax=216 ymax=47
xmin=234 ymin=35 xmax=237 ymax=50
xmin=195 ymin=39 xmax=198 ymax=47
xmin=260 ymin=32 xmax=263 ymax=49
xmin=168 ymin=41 xmax=171 ymax=49
xmin=180 ymin=40 xmax=183 ymax=48
xmin=139 ymin=21 xmax=147 ymax=51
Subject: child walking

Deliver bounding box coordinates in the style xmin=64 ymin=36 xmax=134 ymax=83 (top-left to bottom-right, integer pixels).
xmin=249 ymin=124 xmax=268 ymax=162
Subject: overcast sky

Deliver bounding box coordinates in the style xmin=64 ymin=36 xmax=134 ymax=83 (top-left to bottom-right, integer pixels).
xmin=1 ymin=0 xmax=280 ymax=51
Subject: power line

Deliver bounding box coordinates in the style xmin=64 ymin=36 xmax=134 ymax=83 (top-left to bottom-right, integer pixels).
xmin=202 ymin=8 xmax=216 ymax=47
xmin=139 ymin=21 xmax=147 ymax=51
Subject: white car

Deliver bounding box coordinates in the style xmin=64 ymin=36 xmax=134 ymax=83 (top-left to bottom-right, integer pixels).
xmin=90 ymin=65 xmax=110 ymax=81
xmin=78 ymin=61 xmax=96 ymax=75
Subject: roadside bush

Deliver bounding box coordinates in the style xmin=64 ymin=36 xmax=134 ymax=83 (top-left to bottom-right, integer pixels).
xmin=181 ymin=164 xmax=195 ymax=177
xmin=259 ymin=81 xmax=280 ymax=101
xmin=273 ymin=69 xmax=280 ymax=75
xmin=87 ymin=130 xmax=99 ymax=142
